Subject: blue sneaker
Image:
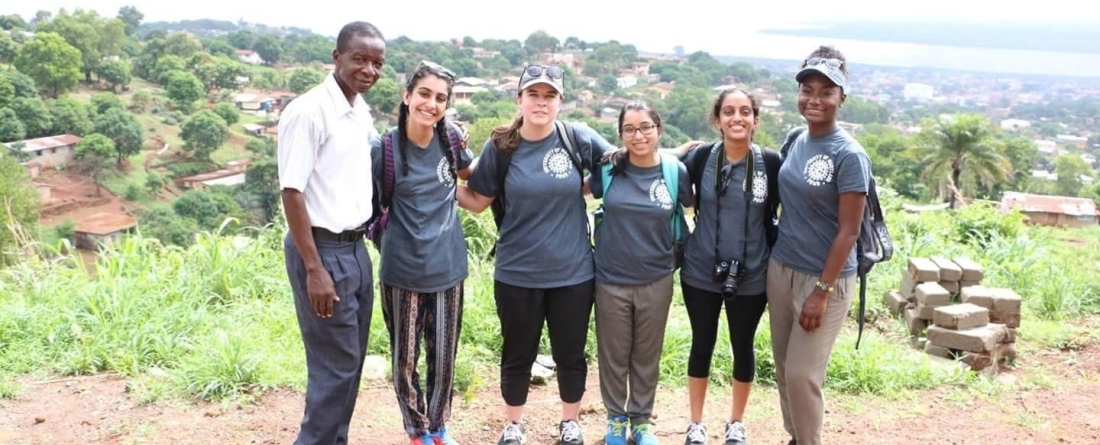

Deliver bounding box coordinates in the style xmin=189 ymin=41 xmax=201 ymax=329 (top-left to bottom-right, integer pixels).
xmin=632 ymin=423 xmax=659 ymax=445
xmin=434 ymin=427 xmax=460 ymax=445
xmin=605 ymin=415 xmax=629 ymax=445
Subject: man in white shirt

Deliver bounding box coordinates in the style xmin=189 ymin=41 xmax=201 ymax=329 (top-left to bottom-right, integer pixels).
xmin=276 ymin=20 xmax=384 ymax=445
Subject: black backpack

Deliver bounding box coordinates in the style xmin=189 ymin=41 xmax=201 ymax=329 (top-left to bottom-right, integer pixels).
xmin=487 ymin=120 xmax=585 ymax=257
xmin=777 ymin=126 xmax=893 ymax=350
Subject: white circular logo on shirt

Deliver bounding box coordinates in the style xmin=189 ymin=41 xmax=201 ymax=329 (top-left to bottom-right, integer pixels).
xmin=543 ymin=147 xmax=573 ymax=179
xmin=751 ymin=169 xmax=767 ymax=203
xmin=803 ymin=154 xmax=835 ymax=187
xmin=649 ymin=179 xmax=673 ymax=210
xmin=436 ymin=156 xmax=454 ymax=188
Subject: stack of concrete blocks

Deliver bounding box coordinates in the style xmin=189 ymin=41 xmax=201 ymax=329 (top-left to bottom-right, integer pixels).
xmin=882 ymin=257 xmax=987 ymax=337
xmin=923 ymin=286 xmax=1021 ymax=372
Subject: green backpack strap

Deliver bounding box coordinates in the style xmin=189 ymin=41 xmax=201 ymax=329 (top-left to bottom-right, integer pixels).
xmin=659 ymin=153 xmax=682 ymax=241
xmin=600 ymin=162 xmax=613 ymax=199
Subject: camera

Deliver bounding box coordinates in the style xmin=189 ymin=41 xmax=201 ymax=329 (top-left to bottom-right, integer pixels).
xmin=712 ymin=259 xmax=743 ymax=298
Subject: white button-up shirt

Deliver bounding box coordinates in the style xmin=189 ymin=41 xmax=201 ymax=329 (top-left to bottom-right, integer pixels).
xmin=277 ymin=73 xmax=378 ymax=233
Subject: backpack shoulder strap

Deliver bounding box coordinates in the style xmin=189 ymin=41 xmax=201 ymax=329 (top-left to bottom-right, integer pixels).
xmin=444 ymin=121 xmax=463 ymax=178
xmin=555 ymin=120 xmax=584 ymax=174
xmin=600 ymin=162 xmax=613 ymax=198
xmin=381 ymin=129 xmax=397 ymax=209
xmin=660 ymin=153 xmax=683 ymax=241
xmin=685 ymin=142 xmax=716 ymax=205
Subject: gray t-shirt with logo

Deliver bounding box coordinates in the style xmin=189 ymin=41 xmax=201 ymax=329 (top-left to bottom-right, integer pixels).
xmin=771 ymin=127 xmax=872 ymax=278
xmin=590 ymin=160 xmax=692 ymax=286
xmin=371 ymin=131 xmax=474 ymax=293
xmin=680 ymin=144 xmax=771 ymax=296
xmin=467 ymin=123 xmax=613 ymax=288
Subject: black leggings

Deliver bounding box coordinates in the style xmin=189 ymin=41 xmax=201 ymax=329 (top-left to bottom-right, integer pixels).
xmin=494 ymin=279 xmax=595 ymax=406
xmin=682 ymin=283 xmax=767 ymax=382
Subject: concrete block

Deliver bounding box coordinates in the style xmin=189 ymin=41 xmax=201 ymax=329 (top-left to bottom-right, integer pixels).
xmin=916 ymin=282 xmax=951 ymax=307
xmin=960 ymin=285 xmax=995 ymax=310
xmin=904 ymin=305 xmax=928 ymax=336
xmin=883 ymin=290 xmax=907 ymax=316
xmin=927 ymin=324 xmax=1007 ymax=353
xmin=931 ymin=256 xmax=963 ymax=281
xmin=900 ymin=272 xmax=917 ymax=300
xmin=990 ymin=310 xmax=1021 ymax=328
xmin=924 ymin=342 xmax=953 ymax=359
xmin=933 ymin=303 xmax=990 ymax=330
xmin=916 ymin=303 xmax=935 ymax=320
xmin=952 ymin=257 xmax=985 ymax=282
xmin=908 ymin=257 xmax=940 ymax=282
xmin=958 ymin=351 xmax=996 ymax=372
xmin=960 ymin=280 xmax=982 ymax=289
xmin=990 ymin=288 xmax=1023 ymax=313
xmin=939 ymin=281 xmax=960 ymax=294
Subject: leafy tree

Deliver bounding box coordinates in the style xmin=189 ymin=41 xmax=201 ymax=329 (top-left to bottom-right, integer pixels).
xmin=212 ymin=102 xmax=240 ymax=125
xmin=0 ymin=153 xmax=40 ymax=265
xmin=227 ymin=30 xmax=254 ymax=50
xmin=173 ymin=188 xmax=244 ymax=230
xmin=363 ymin=78 xmax=400 ymax=115
xmin=13 ymin=32 xmax=82 ymax=97
xmin=34 ymin=12 xmax=101 ymax=82
xmin=95 ymin=59 xmax=132 ymax=92
xmin=47 ymin=98 xmax=92 ymax=136
xmin=165 ymin=70 xmax=204 ymax=112
xmin=289 ymin=68 xmax=324 ymax=94
xmin=3 ymin=70 xmax=37 ymax=98
xmin=138 ymin=207 xmax=199 ymax=247
xmin=162 ymin=32 xmax=202 ymax=58
xmin=1053 ymin=154 xmax=1092 ymax=197
xmin=0 ymin=14 xmax=28 ymax=31
xmin=129 ymin=91 xmax=154 ymax=111
xmin=524 ymin=30 xmax=559 ymax=54
xmin=0 ymin=107 xmax=26 ymax=142
xmin=92 ymin=107 xmax=144 ymax=163
xmin=144 ymin=172 xmax=163 ymax=197
xmin=9 ymin=97 xmax=54 ymax=139
xmin=465 ymin=116 xmax=510 ymax=155
xmin=0 ymin=33 xmax=17 ymax=64
xmin=0 ymin=76 xmax=13 ymax=109
xmin=180 ymin=110 xmax=229 ymax=159
xmin=242 ymin=138 xmax=279 ymax=222
xmin=193 ymin=56 xmax=245 ymax=92
xmin=117 ymin=5 xmax=143 ymax=36
xmin=661 ymin=85 xmax=713 ymax=140
xmin=917 ymin=114 xmax=1007 ymax=207
xmin=74 ymin=133 xmax=116 ymax=196
xmin=151 ymin=54 xmax=186 ymax=85
xmin=286 ymin=34 xmax=333 ymax=64
xmin=90 ymin=93 xmax=125 ymax=115
xmin=252 ymin=34 xmax=283 ymax=65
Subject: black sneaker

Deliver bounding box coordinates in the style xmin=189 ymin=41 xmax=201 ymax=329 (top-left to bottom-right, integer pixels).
xmin=684 ymin=422 xmax=707 ymax=445
xmin=723 ymin=421 xmax=747 ymax=445
xmin=559 ymin=419 xmax=584 ymax=445
xmin=496 ymin=421 xmax=526 ymax=445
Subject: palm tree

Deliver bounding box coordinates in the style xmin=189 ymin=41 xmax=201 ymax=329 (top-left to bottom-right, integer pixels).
xmin=917 ymin=114 xmax=1009 ymax=208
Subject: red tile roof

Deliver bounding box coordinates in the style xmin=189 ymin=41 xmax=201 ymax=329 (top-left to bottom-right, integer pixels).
xmin=1001 ymin=192 xmax=1097 ymax=216
xmin=5 ymin=134 xmax=81 ymax=152
xmin=75 ymin=213 xmax=137 ymax=235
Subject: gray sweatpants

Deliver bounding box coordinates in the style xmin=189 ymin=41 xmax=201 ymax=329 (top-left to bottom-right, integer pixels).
xmin=765 ymin=258 xmax=855 ymax=445
xmin=284 ymin=233 xmax=374 ymax=445
xmin=594 ymin=273 xmax=674 ymax=425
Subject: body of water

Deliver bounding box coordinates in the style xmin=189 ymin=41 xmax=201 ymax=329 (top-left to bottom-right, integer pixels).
xmin=700 ymin=32 xmax=1100 ymax=79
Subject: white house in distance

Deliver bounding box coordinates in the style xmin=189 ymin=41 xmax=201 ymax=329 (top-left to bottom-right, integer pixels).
xmin=903 ymin=83 xmax=935 ymax=101
xmin=177 ymin=159 xmax=250 ymax=190
xmin=3 ymin=134 xmax=81 ymax=169
xmin=235 ymin=49 xmax=264 ymax=65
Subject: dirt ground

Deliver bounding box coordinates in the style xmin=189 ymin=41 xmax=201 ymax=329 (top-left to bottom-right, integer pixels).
xmin=1 ymin=341 xmax=1098 ymax=445
xmin=36 ymin=169 xmax=136 ymax=227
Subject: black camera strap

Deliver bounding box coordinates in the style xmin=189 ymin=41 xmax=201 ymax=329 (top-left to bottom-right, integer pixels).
xmin=713 ymin=143 xmax=754 ymax=267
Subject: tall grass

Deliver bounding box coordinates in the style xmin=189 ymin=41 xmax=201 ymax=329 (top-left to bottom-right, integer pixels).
xmin=1 ymin=189 xmax=1097 ymax=403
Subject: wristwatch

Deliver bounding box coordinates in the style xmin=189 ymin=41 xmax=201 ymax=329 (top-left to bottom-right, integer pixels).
xmin=814 ymin=280 xmax=835 ymax=294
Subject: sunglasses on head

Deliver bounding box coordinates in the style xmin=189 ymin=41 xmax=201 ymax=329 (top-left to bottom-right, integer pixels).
xmin=805 ymin=57 xmax=842 ymax=70
xmin=524 ymin=65 xmax=564 ymax=80
xmin=415 ymin=60 xmax=457 ymax=80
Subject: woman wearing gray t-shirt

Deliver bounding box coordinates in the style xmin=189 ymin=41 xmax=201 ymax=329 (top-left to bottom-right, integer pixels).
xmin=587 ymin=101 xmax=693 ymax=445
xmin=458 ymin=65 xmax=616 ymax=445
xmin=766 ymin=46 xmax=873 ymax=445
xmin=370 ymin=61 xmax=474 ymax=445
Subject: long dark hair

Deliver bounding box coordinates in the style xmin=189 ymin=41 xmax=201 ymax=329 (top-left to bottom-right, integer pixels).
xmin=489 ymin=115 xmax=524 ymax=157
xmin=396 ymin=61 xmax=457 ymax=177
xmin=606 ymin=101 xmax=663 ymax=176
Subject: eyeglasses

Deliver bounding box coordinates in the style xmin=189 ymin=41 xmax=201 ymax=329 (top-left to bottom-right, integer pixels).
xmin=524 ymin=65 xmax=564 ymax=80
xmin=621 ymin=123 xmax=659 ymax=137
xmin=415 ymin=60 xmax=456 ymax=80
xmin=805 ymin=57 xmax=842 ymax=70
